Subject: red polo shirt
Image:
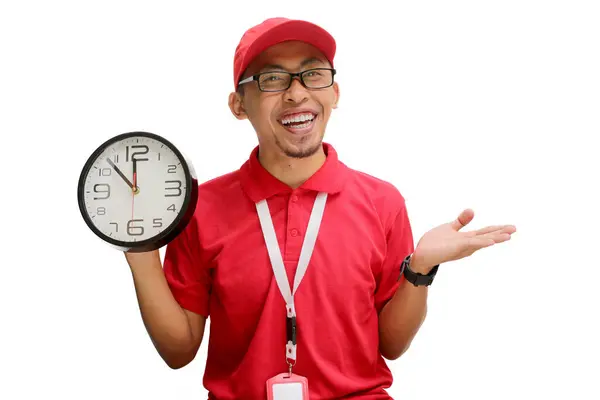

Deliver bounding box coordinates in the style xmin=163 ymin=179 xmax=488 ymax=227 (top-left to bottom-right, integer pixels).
xmin=163 ymin=143 xmax=414 ymax=399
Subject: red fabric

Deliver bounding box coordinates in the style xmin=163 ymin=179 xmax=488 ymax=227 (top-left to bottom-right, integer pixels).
xmin=233 ymin=17 xmax=336 ymax=89
xmin=163 ymin=143 xmax=414 ymax=399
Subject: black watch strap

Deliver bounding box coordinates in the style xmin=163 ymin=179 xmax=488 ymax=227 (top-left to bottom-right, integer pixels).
xmin=401 ymin=253 xmax=439 ymax=286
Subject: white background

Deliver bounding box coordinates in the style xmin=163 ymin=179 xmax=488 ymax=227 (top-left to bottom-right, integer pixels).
xmin=1 ymin=0 xmax=599 ymax=399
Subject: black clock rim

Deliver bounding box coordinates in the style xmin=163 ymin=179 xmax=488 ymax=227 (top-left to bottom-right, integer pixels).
xmin=77 ymin=131 xmax=198 ymax=252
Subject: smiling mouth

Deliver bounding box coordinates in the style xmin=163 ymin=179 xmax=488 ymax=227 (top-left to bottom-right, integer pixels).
xmin=278 ymin=112 xmax=317 ymax=132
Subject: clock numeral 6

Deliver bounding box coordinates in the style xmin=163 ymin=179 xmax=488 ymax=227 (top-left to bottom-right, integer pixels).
xmin=93 ymin=183 xmax=110 ymax=200
xmin=165 ymin=180 xmax=182 ymax=197
xmin=127 ymin=219 xmax=144 ymax=236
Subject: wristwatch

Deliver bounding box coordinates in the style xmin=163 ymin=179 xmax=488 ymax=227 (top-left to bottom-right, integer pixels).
xmin=400 ymin=253 xmax=439 ymax=287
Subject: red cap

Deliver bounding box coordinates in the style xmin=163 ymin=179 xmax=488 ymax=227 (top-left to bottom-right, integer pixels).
xmin=233 ymin=17 xmax=336 ymax=90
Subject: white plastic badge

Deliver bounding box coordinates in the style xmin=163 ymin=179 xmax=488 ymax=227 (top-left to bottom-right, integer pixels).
xmin=266 ymin=373 xmax=309 ymax=400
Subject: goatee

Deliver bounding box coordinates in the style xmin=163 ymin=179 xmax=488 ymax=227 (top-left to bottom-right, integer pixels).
xmin=277 ymin=138 xmax=322 ymax=159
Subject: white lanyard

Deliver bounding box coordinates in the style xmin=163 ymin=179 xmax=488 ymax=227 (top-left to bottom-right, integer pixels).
xmin=255 ymin=192 xmax=328 ymax=373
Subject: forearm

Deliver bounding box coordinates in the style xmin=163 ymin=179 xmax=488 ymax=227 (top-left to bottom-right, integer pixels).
xmin=378 ymin=277 xmax=429 ymax=360
xmin=125 ymin=250 xmax=197 ymax=366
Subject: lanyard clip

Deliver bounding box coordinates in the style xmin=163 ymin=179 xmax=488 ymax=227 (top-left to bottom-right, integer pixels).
xmin=286 ymin=357 xmax=296 ymax=377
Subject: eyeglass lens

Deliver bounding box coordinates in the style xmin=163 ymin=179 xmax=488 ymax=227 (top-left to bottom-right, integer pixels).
xmin=258 ymin=69 xmax=333 ymax=91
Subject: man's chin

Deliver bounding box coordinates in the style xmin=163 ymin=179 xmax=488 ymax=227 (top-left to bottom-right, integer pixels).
xmin=277 ymin=137 xmax=323 ymax=159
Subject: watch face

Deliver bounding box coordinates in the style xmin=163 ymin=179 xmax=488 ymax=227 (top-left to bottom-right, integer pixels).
xmin=77 ymin=131 xmax=198 ymax=252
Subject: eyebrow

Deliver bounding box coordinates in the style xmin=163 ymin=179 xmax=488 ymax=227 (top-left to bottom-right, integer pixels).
xmin=258 ymin=57 xmax=327 ymax=73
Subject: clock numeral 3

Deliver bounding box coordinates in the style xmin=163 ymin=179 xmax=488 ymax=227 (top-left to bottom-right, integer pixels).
xmin=93 ymin=183 xmax=110 ymax=200
xmin=127 ymin=219 xmax=144 ymax=236
xmin=165 ymin=180 xmax=182 ymax=197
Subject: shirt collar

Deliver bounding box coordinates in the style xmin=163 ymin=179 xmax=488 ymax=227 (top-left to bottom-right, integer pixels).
xmin=239 ymin=142 xmax=349 ymax=203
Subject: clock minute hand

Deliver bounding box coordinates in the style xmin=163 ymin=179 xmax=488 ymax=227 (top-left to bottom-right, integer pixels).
xmin=106 ymin=157 xmax=135 ymax=190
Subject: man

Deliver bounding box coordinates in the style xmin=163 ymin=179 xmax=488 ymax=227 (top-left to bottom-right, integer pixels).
xmin=124 ymin=17 xmax=516 ymax=399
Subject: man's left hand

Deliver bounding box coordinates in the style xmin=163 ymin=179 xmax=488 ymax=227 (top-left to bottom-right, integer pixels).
xmin=410 ymin=209 xmax=516 ymax=274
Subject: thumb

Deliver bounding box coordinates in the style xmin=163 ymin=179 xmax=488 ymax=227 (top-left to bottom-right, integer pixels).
xmin=451 ymin=208 xmax=474 ymax=231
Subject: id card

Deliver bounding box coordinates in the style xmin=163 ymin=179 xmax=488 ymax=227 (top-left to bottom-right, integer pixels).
xmin=266 ymin=373 xmax=309 ymax=400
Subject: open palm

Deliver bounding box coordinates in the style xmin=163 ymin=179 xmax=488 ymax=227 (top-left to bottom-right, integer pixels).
xmin=411 ymin=209 xmax=516 ymax=272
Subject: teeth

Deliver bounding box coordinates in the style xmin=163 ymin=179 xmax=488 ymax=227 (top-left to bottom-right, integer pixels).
xmin=282 ymin=113 xmax=315 ymax=125
xmin=288 ymin=120 xmax=312 ymax=129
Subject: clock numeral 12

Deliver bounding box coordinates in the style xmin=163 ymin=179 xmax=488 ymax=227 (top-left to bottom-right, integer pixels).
xmin=126 ymin=145 xmax=149 ymax=162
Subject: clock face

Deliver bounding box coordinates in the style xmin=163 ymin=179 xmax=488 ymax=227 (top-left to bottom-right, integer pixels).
xmin=78 ymin=132 xmax=197 ymax=251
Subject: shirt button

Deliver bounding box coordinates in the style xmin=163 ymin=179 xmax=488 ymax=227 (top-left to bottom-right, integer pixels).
xmin=290 ymin=229 xmax=299 ymax=237
xmin=291 ymin=195 xmax=299 ymax=202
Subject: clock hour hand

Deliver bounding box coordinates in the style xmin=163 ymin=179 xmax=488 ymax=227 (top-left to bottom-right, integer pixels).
xmin=132 ymin=158 xmax=138 ymax=192
xmin=106 ymin=157 xmax=135 ymax=190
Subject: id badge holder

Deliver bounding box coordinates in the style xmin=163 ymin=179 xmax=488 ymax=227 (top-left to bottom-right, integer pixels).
xmin=266 ymin=373 xmax=309 ymax=400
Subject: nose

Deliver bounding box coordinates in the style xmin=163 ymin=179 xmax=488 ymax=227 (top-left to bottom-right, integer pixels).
xmin=284 ymin=77 xmax=309 ymax=104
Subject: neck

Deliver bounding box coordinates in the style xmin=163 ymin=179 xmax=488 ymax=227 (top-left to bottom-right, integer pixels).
xmin=258 ymin=144 xmax=326 ymax=188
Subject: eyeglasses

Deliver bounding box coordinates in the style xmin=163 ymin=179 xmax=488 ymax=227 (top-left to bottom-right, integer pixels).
xmin=238 ymin=68 xmax=336 ymax=92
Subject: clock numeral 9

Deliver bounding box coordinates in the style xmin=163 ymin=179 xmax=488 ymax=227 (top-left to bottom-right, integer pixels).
xmin=127 ymin=219 xmax=144 ymax=236
xmin=93 ymin=183 xmax=110 ymax=200
xmin=165 ymin=180 xmax=182 ymax=197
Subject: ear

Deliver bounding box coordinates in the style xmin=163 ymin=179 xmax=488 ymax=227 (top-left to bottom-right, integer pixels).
xmin=228 ymin=92 xmax=248 ymax=120
xmin=332 ymin=82 xmax=340 ymax=109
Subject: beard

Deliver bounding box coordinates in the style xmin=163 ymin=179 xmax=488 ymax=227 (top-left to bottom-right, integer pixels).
xmin=274 ymin=133 xmax=323 ymax=159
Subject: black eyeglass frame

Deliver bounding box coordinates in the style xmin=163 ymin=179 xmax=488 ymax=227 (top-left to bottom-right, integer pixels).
xmin=237 ymin=68 xmax=337 ymax=92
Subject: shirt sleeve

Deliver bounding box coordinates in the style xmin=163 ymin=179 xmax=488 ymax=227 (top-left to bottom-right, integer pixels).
xmin=374 ymin=196 xmax=415 ymax=313
xmin=163 ymin=215 xmax=211 ymax=317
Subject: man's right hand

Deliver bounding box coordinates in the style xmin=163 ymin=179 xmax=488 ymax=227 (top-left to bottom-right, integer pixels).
xmin=124 ymin=249 xmax=207 ymax=369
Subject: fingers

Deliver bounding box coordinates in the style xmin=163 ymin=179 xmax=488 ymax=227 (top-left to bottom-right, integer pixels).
xmin=466 ymin=231 xmax=512 ymax=254
xmin=473 ymin=224 xmax=517 ymax=236
xmin=481 ymin=225 xmax=516 ymax=242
